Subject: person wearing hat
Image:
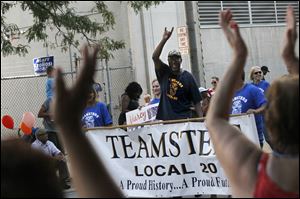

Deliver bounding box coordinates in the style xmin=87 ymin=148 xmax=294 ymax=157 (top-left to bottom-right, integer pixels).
xmin=31 ymin=128 xmax=71 ymax=189
xmin=152 ymin=27 xmax=203 ymax=120
xmin=261 ymin=66 xmax=270 ymax=80
xmin=92 ymin=80 xmax=102 ymax=102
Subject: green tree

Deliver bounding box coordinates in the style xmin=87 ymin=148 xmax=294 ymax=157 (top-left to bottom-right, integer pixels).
xmin=1 ymin=1 xmax=162 ymax=59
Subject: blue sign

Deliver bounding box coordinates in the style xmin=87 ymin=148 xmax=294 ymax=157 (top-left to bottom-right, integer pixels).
xmin=33 ymin=56 xmax=54 ymax=75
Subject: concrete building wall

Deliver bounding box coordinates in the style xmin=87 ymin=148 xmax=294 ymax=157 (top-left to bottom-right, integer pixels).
xmin=200 ymin=25 xmax=299 ymax=88
xmin=128 ymin=1 xmax=299 ymax=91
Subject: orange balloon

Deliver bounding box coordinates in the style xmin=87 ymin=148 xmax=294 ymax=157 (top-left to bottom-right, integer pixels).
xmin=21 ymin=112 xmax=36 ymax=129
xmin=20 ymin=122 xmax=32 ymax=135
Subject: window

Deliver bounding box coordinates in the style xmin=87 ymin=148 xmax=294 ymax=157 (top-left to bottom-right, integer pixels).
xmin=197 ymin=1 xmax=299 ymax=27
xmin=251 ymin=1 xmax=276 ymax=24
xmin=197 ymin=1 xmax=221 ymax=26
xmin=276 ymin=1 xmax=299 ymax=23
xmin=222 ymin=1 xmax=250 ymax=24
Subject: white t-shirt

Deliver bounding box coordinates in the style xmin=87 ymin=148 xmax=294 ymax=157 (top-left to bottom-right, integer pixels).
xmin=32 ymin=139 xmax=61 ymax=157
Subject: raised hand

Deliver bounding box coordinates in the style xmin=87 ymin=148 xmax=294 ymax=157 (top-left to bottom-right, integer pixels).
xmin=52 ymin=46 xmax=123 ymax=197
xmin=282 ymin=6 xmax=299 ymax=74
xmin=53 ymin=45 xmax=99 ymax=130
xmin=219 ymin=9 xmax=247 ymax=56
xmin=162 ymin=27 xmax=174 ymax=41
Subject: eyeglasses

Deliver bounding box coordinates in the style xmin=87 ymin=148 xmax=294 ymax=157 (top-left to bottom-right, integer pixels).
xmin=254 ymin=71 xmax=262 ymax=75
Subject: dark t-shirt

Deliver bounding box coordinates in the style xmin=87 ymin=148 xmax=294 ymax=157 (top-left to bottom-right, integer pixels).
xmin=118 ymin=93 xmax=139 ymax=125
xmin=155 ymin=63 xmax=201 ymax=120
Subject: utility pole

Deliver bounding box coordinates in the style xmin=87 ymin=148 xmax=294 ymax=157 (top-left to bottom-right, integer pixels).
xmin=184 ymin=1 xmax=206 ymax=87
xmin=105 ymin=59 xmax=113 ymax=115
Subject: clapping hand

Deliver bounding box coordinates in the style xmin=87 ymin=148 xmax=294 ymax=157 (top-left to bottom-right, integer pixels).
xmin=282 ymin=6 xmax=299 ymax=74
xmin=219 ymin=9 xmax=247 ymax=57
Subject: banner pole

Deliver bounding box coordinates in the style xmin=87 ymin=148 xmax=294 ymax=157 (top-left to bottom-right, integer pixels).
xmin=85 ymin=113 xmax=251 ymax=132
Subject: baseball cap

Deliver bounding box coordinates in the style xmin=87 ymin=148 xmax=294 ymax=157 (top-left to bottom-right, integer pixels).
xmin=199 ymin=87 xmax=208 ymax=93
xmin=261 ymin=66 xmax=270 ymax=72
xmin=35 ymin=128 xmax=47 ymax=137
xmin=168 ymin=50 xmax=182 ymax=57
xmin=93 ymin=82 xmax=102 ymax=92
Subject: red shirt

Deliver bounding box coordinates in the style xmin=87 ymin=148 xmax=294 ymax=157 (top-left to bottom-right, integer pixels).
xmin=254 ymin=153 xmax=299 ymax=198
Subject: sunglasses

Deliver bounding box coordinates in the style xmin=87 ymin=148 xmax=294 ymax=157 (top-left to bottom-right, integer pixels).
xmin=211 ymin=81 xmax=217 ymax=84
xmin=254 ymin=71 xmax=262 ymax=75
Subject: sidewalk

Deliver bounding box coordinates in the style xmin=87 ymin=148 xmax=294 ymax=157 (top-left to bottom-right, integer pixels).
xmin=64 ymin=154 xmax=78 ymax=198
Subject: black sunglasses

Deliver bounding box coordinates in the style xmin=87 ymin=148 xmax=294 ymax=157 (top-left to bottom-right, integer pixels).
xmin=254 ymin=71 xmax=262 ymax=75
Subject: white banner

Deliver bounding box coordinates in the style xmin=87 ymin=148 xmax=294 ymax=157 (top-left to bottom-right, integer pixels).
xmin=86 ymin=114 xmax=259 ymax=197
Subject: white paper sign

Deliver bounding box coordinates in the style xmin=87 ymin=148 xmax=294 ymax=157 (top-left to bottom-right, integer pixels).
xmin=177 ymin=26 xmax=189 ymax=55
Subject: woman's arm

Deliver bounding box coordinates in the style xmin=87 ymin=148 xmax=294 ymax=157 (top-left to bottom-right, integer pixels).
xmin=121 ymin=94 xmax=130 ymax=113
xmin=37 ymin=104 xmax=50 ymax=119
xmin=247 ymin=104 xmax=266 ymax=115
xmin=205 ymin=10 xmax=261 ymax=197
xmin=282 ymin=6 xmax=299 ymax=75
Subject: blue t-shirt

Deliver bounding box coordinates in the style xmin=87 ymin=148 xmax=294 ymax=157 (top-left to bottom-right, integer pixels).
xmin=231 ymin=83 xmax=267 ymax=143
xmin=46 ymin=78 xmax=54 ymax=99
xmin=81 ymin=102 xmax=112 ymax=128
xmin=252 ymin=80 xmax=270 ymax=94
xmin=155 ymin=63 xmax=202 ymax=120
xmin=149 ymin=98 xmax=160 ymax=105
xmin=252 ymin=80 xmax=270 ymax=142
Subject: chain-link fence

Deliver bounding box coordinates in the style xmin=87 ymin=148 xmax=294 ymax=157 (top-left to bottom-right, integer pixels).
xmin=76 ymin=58 xmax=135 ymax=125
xmin=1 ymin=65 xmax=134 ymax=138
xmin=92 ymin=65 xmax=135 ymax=125
xmin=1 ymin=73 xmax=71 ymax=138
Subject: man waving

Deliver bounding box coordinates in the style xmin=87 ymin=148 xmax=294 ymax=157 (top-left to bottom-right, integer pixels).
xmin=152 ymin=28 xmax=203 ymax=120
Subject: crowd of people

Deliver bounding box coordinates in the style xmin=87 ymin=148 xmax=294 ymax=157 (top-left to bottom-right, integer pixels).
xmin=1 ymin=6 xmax=298 ymax=198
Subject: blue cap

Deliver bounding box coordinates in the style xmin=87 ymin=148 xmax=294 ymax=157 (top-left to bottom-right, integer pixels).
xmin=93 ymin=83 xmax=102 ymax=92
